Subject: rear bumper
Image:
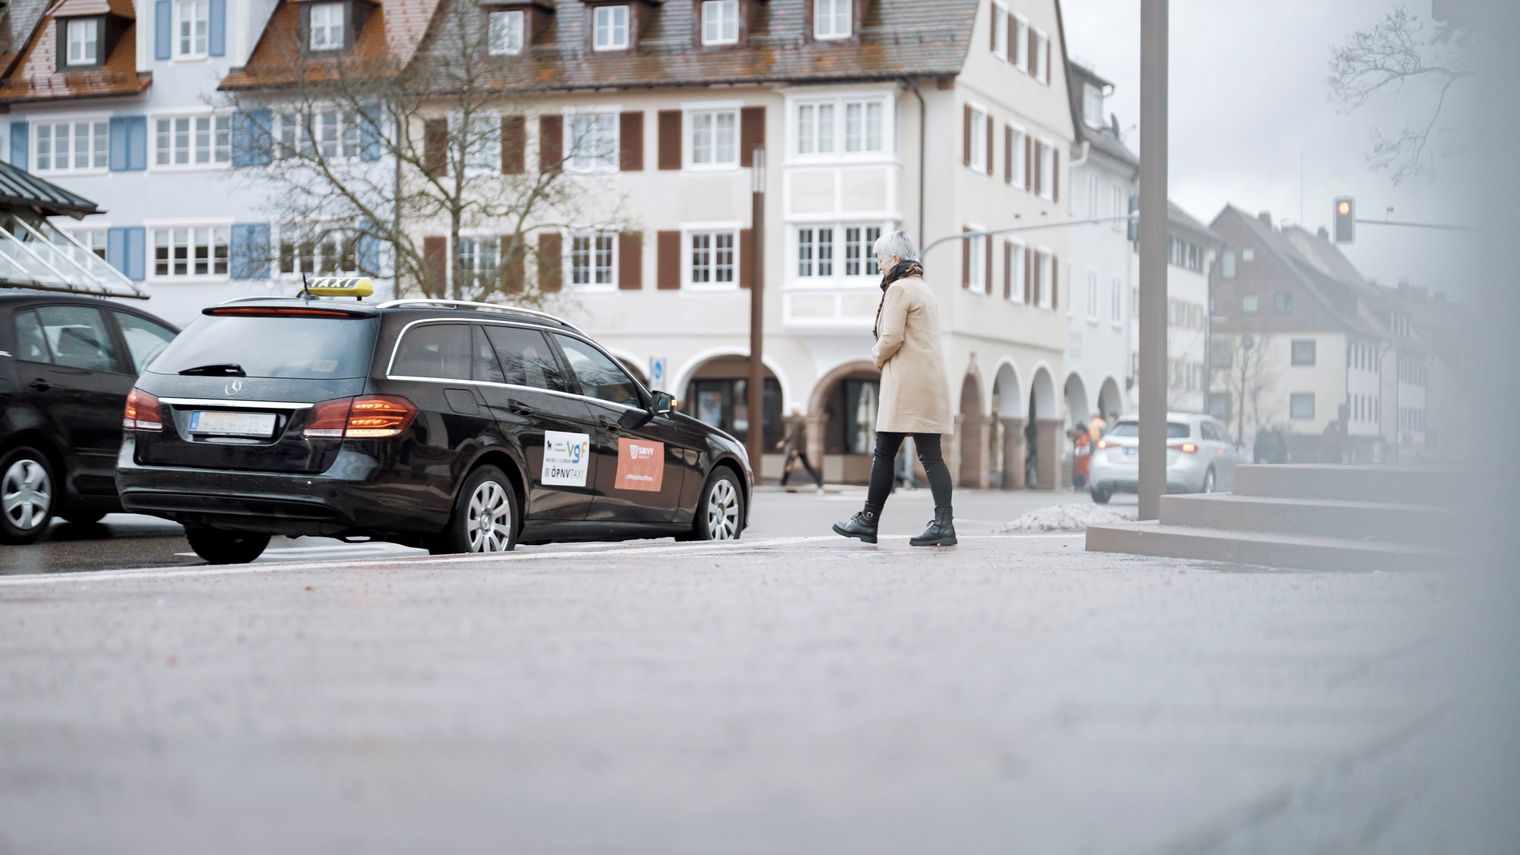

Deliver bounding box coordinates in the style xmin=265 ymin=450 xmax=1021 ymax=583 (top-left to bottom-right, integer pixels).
xmin=1091 ymin=454 xmax=1208 ymax=494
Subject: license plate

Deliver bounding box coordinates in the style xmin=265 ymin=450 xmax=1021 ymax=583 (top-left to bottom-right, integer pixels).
xmin=188 ymin=410 xmax=277 ymax=438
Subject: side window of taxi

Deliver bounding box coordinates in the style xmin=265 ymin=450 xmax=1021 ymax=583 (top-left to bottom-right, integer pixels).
xmin=391 ymin=323 xmax=471 ymax=379
xmin=553 ymin=334 xmax=642 ymax=408
xmin=482 ymin=325 xmax=566 ymax=392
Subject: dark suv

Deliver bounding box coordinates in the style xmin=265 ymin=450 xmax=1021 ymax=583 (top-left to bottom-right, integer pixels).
xmin=1 ymin=291 xmax=179 ymax=543
xmin=116 ymin=297 xmax=751 ymax=563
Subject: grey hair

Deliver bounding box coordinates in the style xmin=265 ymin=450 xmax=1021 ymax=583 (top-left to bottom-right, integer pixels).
xmin=872 ymin=229 xmax=919 ymax=263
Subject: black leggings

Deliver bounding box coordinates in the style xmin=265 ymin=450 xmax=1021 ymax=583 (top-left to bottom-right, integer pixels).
xmin=867 ymin=433 xmax=953 ymax=512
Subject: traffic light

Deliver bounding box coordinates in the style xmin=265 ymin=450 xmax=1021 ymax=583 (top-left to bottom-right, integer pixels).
xmin=1127 ymin=193 xmax=1140 ymax=242
xmin=1333 ymin=197 xmax=1355 ymax=244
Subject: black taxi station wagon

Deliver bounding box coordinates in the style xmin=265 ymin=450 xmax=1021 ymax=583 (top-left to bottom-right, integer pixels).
xmin=115 ymin=281 xmax=752 ymax=564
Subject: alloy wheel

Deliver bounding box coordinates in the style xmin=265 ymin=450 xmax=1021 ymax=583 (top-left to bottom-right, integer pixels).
xmin=706 ymin=478 xmax=740 ymax=540
xmin=466 ymin=479 xmax=513 ymax=553
xmin=2 ymin=458 xmax=52 ymax=532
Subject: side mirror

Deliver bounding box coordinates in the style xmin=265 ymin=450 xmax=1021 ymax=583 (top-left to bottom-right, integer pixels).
xmin=651 ymin=390 xmax=675 ymax=415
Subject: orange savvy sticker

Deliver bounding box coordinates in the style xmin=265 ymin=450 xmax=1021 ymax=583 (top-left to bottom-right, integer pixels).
xmin=615 ymin=438 xmax=664 ymax=492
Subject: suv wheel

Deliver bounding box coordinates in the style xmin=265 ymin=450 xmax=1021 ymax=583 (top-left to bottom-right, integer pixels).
xmin=693 ymin=468 xmax=743 ymax=541
xmin=185 ymin=528 xmax=270 ymax=565
xmin=1090 ymin=486 xmax=1112 ymax=505
xmin=1 ymin=447 xmax=55 ymax=545
xmin=431 ymin=465 xmax=517 ymax=555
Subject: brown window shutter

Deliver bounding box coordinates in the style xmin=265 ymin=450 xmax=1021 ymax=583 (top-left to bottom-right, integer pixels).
xmin=500 ymin=236 xmax=525 ymax=293
xmin=985 ymin=118 xmax=994 ymax=176
xmin=423 ymin=235 xmax=447 ymax=295
xmin=984 ymin=234 xmax=993 ymax=291
xmin=989 ymin=1 xmax=998 ymax=51
xmin=1046 ymin=38 xmax=1052 ymax=83
xmin=619 ymin=111 xmax=644 ymax=171
xmin=1004 ymin=126 xmax=1012 ymax=184
xmin=423 ymin=119 xmax=447 ymax=176
xmin=1027 ymin=27 xmax=1037 ymax=76
xmin=739 ymin=106 xmax=765 ymax=167
xmin=656 ymin=230 xmax=681 ymax=289
xmin=1024 ymin=135 xmax=1033 ymax=191
xmin=1005 ymin=12 xmax=1014 ymax=57
xmin=501 ymin=115 xmax=525 ymax=175
xmin=1051 ymin=254 xmax=1059 ymax=310
xmin=1003 ymin=241 xmax=1012 ymax=299
xmin=1052 ymin=149 xmax=1060 ymax=202
xmin=738 ymin=228 xmax=754 ymax=288
xmin=1024 ymin=250 xmax=1033 ymax=304
xmin=539 ymin=114 xmax=563 ymax=173
xmin=1033 ymin=141 xmax=1043 ymax=196
xmin=657 ymin=110 xmax=682 ymax=171
xmin=961 ymin=228 xmax=971 ymax=289
xmin=618 ymin=231 xmax=642 ymax=290
xmin=962 ymin=105 xmax=972 ymax=166
xmin=537 ymin=232 xmax=562 ymax=292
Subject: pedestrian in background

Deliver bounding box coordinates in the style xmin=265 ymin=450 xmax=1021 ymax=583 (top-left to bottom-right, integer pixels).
xmin=777 ymin=406 xmax=823 ymax=492
xmin=1071 ymin=427 xmax=1091 ymax=490
xmin=1088 ymin=412 xmax=1107 ymax=446
xmin=833 ymin=230 xmax=956 ymax=547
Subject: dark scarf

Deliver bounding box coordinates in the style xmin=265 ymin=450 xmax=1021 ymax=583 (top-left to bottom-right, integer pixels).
xmin=873 ymin=260 xmax=924 ymax=339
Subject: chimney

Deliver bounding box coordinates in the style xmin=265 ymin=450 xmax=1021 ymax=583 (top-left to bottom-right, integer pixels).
xmin=1316 ymin=226 xmax=1329 ymax=240
xmin=1258 ymin=211 xmax=1272 ymax=228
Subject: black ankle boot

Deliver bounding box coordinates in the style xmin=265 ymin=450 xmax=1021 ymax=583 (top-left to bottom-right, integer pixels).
xmin=832 ymin=504 xmax=881 ymax=544
xmin=910 ymin=507 xmax=957 ymax=547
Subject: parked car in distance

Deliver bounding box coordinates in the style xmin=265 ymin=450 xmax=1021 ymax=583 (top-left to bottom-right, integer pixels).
xmin=116 ymin=288 xmax=753 ymax=564
xmin=1088 ymin=413 xmax=1243 ymax=504
xmin=1 ymin=291 xmax=179 ymax=543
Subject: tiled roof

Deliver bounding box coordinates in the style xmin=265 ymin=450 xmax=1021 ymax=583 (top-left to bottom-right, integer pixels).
xmin=221 ymin=0 xmax=446 ymax=90
xmin=0 ymin=159 xmax=100 ymax=216
xmin=52 ymin=0 xmax=135 ymax=18
xmin=225 ymin=0 xmax=980 ymax=93
xmin=0 ymin=0 xmax=149 ymax=105
xmin=1169 ymin=201 xmax=1220 ymax=244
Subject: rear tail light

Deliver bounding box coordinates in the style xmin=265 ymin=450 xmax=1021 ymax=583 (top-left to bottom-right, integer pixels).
xmin=123 ymin=388 xmax=164 ymax=431
xmin=1169 ymin=442 xmax=1199 ymax=454
xmin=303 ymin=396 xmax=417 ymax=440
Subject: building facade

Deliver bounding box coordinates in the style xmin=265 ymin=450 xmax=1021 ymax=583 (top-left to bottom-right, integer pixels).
xmin=1129 ymin=202 xmax=1218 ymax=416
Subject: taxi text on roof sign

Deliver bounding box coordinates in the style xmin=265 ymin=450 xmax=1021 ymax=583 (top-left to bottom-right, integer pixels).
xmin=306 ymin=277 xmax=374 ymax=298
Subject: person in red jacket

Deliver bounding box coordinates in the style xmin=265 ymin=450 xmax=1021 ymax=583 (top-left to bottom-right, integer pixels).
xmin=1071 ymin=427 xmax=1092 ymax=490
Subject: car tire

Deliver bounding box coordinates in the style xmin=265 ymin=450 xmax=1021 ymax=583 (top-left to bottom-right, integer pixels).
xmin=1201 ymin=468 xmax=1216 ymax=494
xmin=430 ymin=465 xmax=517 ymax=555
xmin=0 ymin=446 xmax=56 ymax=545
xmin=185 ymin=528 xmax=270 ymax=564
xmin=1090 ymin=486 xmax=1112 ymax=505
xmin=59 ymin=510 xmax=107 ymax=525
xmin=691 ymin=468 xmax=744 ymax=542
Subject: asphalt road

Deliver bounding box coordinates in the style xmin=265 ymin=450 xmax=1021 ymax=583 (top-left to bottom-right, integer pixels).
xmin=0 ymin=533 xmax=1482 ymax=854
xmin=0 ymin=486 xmax=1125 ymax=575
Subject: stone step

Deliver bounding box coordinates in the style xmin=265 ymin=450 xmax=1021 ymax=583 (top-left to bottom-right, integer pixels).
xmin=1159 ymin=493 xmax=1465 ymax=548
xmin=1085 ymin=521 xmax=1451 ymax=573
xmin=1231 ymin=464 xmax=1466 ymax=505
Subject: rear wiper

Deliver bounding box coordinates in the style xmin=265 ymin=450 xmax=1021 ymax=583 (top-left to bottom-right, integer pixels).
xmin=178 ymin=363 xmax=247 ymax=376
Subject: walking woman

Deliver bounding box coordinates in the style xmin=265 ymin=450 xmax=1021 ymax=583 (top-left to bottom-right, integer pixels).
xmin=832 ymin=230 xmax=957 ymax=547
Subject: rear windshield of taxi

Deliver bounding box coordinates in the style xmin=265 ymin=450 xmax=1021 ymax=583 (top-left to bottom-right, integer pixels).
xmin=147 ymin=315 xmax=378 ymax=379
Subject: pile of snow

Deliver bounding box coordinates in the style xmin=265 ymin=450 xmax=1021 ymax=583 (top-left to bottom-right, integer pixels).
xmin=997 ymin=503 xmax=1138 ymax=533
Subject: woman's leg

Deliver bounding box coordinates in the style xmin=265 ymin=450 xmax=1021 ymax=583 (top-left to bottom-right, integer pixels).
xmin=912 ymin=434 xmax=953 ymax=509
xmin=866 ymin=432 xmax=907 ymax=510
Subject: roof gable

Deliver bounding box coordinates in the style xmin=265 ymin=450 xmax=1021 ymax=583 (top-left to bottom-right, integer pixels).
xmin=0 ymin=0 xmax=149 ymax=105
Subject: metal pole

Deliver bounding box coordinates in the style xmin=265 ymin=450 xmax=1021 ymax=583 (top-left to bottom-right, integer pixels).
xmin=1138 ymin=0 xmax=1168 ymax=520
xmin=747 ymin=145 xmax=767 ymax=477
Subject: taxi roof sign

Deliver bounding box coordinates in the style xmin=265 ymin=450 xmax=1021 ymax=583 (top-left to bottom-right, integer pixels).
xmin=306 ymin=277 xmax=374 ymax=299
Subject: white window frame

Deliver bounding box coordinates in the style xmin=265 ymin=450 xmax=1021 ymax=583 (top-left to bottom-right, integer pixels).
xmin=31 ymin=117 xmax=110 ymax=175
xmin=566 ymin=109 xmax=619 ymax=173
xmin=65 ymin=19 xmax=99 ymax=66
xmin=1111 ymin=182 xmax=1125 ymax=232
xmin=308 ymin=1 xmax=345 ymax=51
xmin=1083 ymin=83 xmax=1103 ymax=127
xmin=1008 ymin=239 xmax=1025 ymax=304
xmin=966 ymin=225 xmax=988 ymax=295
xmin=992 ymin=2 xmax=1008 ymax=61
xmin=175 ymin=0 xmax=210 ymax=59
xmin=151 ymin=112 xmax=233 ymax=170
xmin=685 ymin=105 xmax=739 ymax=170
xmin=488 ymin=10 xmax=525 ymax=56
xmin=593 ymin=5 xmax=630 ymax=51
xmin=64 ymin=226 xmax=110 ymax=265
xmin=702 ymin=0 xmax=739 ymax=46
xmin=1086 ymin=268 xmax=1098 ymax=321
xmin=1034 ymin=29 xmax=1050 ymax=84
xmin=1037 ymin=137 xmax=1054 ymax=200
xmin=1290 ymin=392 xmax=1315 ymax=421
xmin=146 ymin=221 xmax=231 ymax=282
xmin=447 ymin=111 xmax=501 ymax=174
xmin=565 ymin=229 xmax=618 ymax=291
xmin=683 ymin=225 xmax=740 ymax=290
xmin=813 ymin=0 xmax=851 ymax=41
xmin=791 ymin=222 xmax=884 ymax=285
xmin=1111 ymin=275 xmax=1122 ymax=325
xmin=789 ymin=92 xmax=893 ymax=162
xmin=276 ymin=225 xmax=363 ymax=279
xmin=273 ymin=109 xmax=362 ymax=162
xmin=1012 ymin=14 xmax=1028 ymax=72
xmin=1036 ymin=248 xmax=1053 ymax=308
xmin=1007 ymin=123 xmax=1026 ymax=190
xmin=968 ymin=105 xmax=989 ymax=174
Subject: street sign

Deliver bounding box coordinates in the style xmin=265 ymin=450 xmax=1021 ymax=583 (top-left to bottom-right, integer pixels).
xmin=650 ymin=358 xmax=667 ymax=390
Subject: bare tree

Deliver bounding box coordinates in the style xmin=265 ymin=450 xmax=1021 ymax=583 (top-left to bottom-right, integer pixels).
xmin=1212 ymin=333 xmax=1281 ymax=444
xmin=1328 ymin=5 xmax=1472 ymax=184
xmin=219 ymin=0 xmax=618 ymax=303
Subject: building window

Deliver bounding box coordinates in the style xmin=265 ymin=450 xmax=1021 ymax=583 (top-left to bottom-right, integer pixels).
xmin=843 ymin=225 xmax=882 ymax=277
xmin=965 ymin=233 xmax=988 ymax=294
xmin=446 ymin=113 xmax=500 ymax=173
xmin=307 ymin=1 xmax=344 ymax=50
xmin=1083 ymin=83 xmax=1103 ymax=127
xmin=796 ymin=102 xmax=834 ymax=155
xmin=568 ymin=112 xmax=618 ymax=172
xmin=275 ymin=110 xmax=361 ymax=161
xmin=844 ymin=100 xmax=883 ymax=153
xmin=1013 ymin=14 xmax=1028 ymax=70
xmin=702 ymin=0 xmax=738 ymax=45
xmin=176 ymin=0 xmax=209 ymax=57
xmin=969 ymin=107 xmax=988 ymax=173
xmin=456 ymin=236 xmax=499 ymax=286
xmin=66 ymin=228 xmax=109 ymax=264
xmin=1008 ymin=242 xmax=1025 ymax=303
xmin=814 ymin=0 xmax=851 ymax=40
xmin=568 ymin=231 xmax=616 ymax=289
xmin=1242 ymin=294 xmax=1258 ymax=314
xmin=796 ymin=226 xmax=834 ymax=278
xmin=1086 ymin=270 xmax=1098 ymax=320
xmin=1111 ymin=276 xmax=1122 ymax=322
xmin=33 ymin=120 xmax=109 ymax=173
xmin=795 ymin=97 xmax=887 ymax=158
xmin=992 ymin=3 xmax=1008 ymax=60
xmin=1111 ymin=183 xmax=1125 ymax=231
xmin=152 ymin=226 xmax=229 ymax=279
xmin=1221 ymin=248 xmax=1237 ymax=279
xmin=154 ymin=115 xmax=232 ymax=167
xmin=688 ymin=108 xmax=738 ymax=167
xmin=1009 ymin=125 xmax=1026 ymax=189
xmin=488 ymin=10 xmax=524 ymax=55
xmin=593 ymin=5 xmax=630 ymax=51
xmin=1034 ymin=29 xmax=1050 ymax=83
xmin=1037 ymin=251 xmax=1052 ymax=307
xmin=797 ymin=224 xmax=882 ymax=280
xmin=66 ymin=19 xmax=99 ymax=66
xmin=1291 ymin=339 xmax=1316 ymax=366
xmin=1274 ymin=291 xmax=1293 ymax=314
xmin=1242 ymin=247 xmax=1254 ymax=262
xmin=278 ymin=229 xmax=360 ymax=276
xmin=1290 ymin=393 xmax=1315 ymax=420
xmin=1037 ymin=140 xmax=1054 ymax=200
xmin=688 ymin=230 xmax=737 ymax=287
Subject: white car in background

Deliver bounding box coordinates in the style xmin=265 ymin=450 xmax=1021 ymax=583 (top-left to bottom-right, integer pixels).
xmin=1089 ymin=413 xmax=1244 ymax=504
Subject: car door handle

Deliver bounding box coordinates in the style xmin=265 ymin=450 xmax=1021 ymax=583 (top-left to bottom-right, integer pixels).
xmin=507 ymin=399 xmax=536 ymax=416
xmin=29 ymin=378 xmax=51 ymax=392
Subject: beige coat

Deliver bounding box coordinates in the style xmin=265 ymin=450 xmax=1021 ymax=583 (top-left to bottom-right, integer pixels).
xmin=871 ymin=276 xmax=953 ymax=435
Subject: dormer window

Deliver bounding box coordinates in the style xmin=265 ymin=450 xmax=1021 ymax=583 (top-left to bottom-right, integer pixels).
xmin=701 ymin=0 xmax=737 ymax=46
xmin=488 ymin=10 xmax=524 ymax=55
xmin=814 ymin=0 xmax=851 ymax=40
xmin=309 ymin=2 xmax=345 ymax=50
xmin=175 ymin=0 xmax=209 ymax=58
xmin=1083 ymin=83 xmax=1103 ymax=127
xmin=592 ymin=5 xmax=629 ymax=51
xmin=64 ymin=18 xmax=99 ymax=66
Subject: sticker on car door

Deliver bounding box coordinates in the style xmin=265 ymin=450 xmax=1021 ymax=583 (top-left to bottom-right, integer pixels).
xmin=615 ymin=438 xmax=665 ymax=492
xmin=543 ymin=431 xmax=591 ymax=486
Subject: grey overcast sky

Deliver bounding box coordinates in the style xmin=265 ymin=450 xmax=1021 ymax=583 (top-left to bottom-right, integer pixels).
xmin=1061 ymin=0 xmax=1478 ymax=296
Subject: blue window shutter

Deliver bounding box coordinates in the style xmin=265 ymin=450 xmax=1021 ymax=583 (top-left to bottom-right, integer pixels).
xmin=357 ymin=235 xmax=380 ymax=275
xmin=208 ymin=0 xmax=226 ymax=56
xmin=155 ymin=0 xmax=172 ymax=60
xmin=126 ymin=116 xmax=148 ymax=170
xmin=107 ymin=227 xmax=129 ymax=273
xmin=230 ymin=223 xmax=271 ymax=279
xmin=125 ymin=227 xmax=146 ymax=281
xmin=360 ymin=102 xmax=382 ymax=162
xmin=9 ymin=122 xmax=28 ymax=170
xmin=231 ymin=110 xmax=272 ymax=167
